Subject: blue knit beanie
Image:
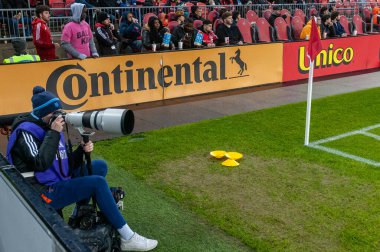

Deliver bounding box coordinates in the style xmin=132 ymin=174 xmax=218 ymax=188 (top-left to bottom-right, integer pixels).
xmin=31 ymin=86 xmax=61 ymax=119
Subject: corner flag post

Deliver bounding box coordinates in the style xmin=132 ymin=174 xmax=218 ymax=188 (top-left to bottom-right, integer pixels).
xmin=304 ymin=17 xmax=322 ymax=146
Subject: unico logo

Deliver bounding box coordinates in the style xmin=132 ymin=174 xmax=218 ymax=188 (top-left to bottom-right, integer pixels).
xmin=298 ymin=43 xmax=354 ymax=74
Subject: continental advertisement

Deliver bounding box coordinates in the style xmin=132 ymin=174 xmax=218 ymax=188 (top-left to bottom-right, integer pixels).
xmin=283 ymin=34 xmax=380 ymax=82
xmin=0 ymin=44 xmax=283 ymax=117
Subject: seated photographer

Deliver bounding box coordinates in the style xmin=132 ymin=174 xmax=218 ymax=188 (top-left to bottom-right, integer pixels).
xmin=6 ymin=86 xmax=158 ymax=252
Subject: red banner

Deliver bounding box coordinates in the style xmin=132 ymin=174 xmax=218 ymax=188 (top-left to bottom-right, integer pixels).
xmin=283 ymin=34 xmax=380 ymax=82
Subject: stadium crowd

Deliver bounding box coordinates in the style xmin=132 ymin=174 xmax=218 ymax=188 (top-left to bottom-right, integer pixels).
xmin=1 ymin=0 xmax=379 ymax=63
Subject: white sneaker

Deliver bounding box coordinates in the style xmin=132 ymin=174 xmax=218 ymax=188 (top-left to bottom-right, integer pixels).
xmin=121 ymin=232 xmax=158 ymax=251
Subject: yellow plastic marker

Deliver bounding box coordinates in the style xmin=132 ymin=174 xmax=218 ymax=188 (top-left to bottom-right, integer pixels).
xmin=221 ymin=159 xmax=239 ymax=167
xmin=210 ymin=150 xmax=227 ymax=159
xmin=225 ymin=152 xmax=243 ymax=160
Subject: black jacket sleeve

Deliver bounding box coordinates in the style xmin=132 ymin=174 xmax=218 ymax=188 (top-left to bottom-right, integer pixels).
xmin=13 ymin=130 xmax=60 ymax=172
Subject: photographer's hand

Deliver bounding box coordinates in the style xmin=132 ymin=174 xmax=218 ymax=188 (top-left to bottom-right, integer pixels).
xmin=50 ymin=116 xmax=65 ymax=133
xmin=81 ymin=140 xmax=94 ymax=153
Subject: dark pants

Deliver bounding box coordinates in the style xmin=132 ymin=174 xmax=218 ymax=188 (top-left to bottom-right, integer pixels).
xmin=43 ymin=160 xmax=127 ymax=229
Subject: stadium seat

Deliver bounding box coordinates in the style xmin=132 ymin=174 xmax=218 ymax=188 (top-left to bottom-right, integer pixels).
xmin=143 ymin=13 xmax=157 ymax=25
xmin=49 ymin=0 xmax=65 ymax=17
xmin=254 ymin=17 xmax=274 ymax=42
xmin=280 ymin=9 xmax=290 ymax=16
xmin=66 ymin=0 xmax=75 ymax=4
xmin=184 ymin=2 xmax=194 ymax=14
xmin=168 ymin=21 xmax=179 ymax=33
xmin=196 ymin=2 xmax=208 ymax=16
xmin=263 ymin=9 xmax=272 ymax=21
xmin=339 ymin=15 xmax=352 ymax=35
xmin=193 ymin=20 xmax=203 ymax=29
xmin=294 ymin=9 xmax=306 ymax=24
xmin=237 ymin=18 xmax=253 ymax=43
xmin=207 ymin=10 xmax=218 ymax=24
xmin=213 ymin=18 xmax=223 ymax=33
xmin=168 ymin=12 xmax=176 ymax=21
xmin=291 ymin=16 xmax=303 ymax=40
xmin=352 ymin=14 xmax=367 ymax=34
xmin=274 ymin=17 xmax=291 ymax=41
xmin=246 ymin=10 xmax=259 ymax=24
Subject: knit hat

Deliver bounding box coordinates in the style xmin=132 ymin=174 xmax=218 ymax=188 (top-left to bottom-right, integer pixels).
xmin=11 ymin=38 xmax=26 ymax=54
xmin=97 ymin=12 xmax=110 ymax=23
xmin=31 ymin=86 xmax=61 ymax=118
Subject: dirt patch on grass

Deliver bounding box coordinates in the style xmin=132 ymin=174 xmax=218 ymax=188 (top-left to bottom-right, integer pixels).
xmin=148 ymin=153 xmax=377 ymax=251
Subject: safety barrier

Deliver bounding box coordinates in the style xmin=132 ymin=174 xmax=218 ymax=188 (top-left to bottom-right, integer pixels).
xmin=0 ymin=34 xmax=379 ymax=124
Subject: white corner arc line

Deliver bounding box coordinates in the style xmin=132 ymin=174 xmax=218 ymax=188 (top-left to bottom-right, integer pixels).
xmin=307 ymin=123 xmax=380 ymax=167
xmin=308 ymin=144 xmax=380 ymax=167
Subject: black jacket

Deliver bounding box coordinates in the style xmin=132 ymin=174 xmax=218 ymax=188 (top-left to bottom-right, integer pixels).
xmin=9 ymin=114 xmax=84 ymax=191
xmin=216 ymin=23 xmax=243 ymax=45
xmin=171 ymin=24 xmax=198 ymax=48
xmin=95 ymin=23 xmax=120 ymax=56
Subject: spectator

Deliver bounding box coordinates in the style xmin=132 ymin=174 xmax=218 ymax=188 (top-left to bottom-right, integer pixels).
xmin=188 ymin=6 xmax=206 ymax=23
xmin=319 ymin=6 xmax=329 ymax=17
xmin=142 ymin=16 xmax=173 ymax=51
xmin=199 ymin=20 xmax=217 ymax=47
xmin=95 ymin=12 xmax=121 ymax=56
xmin=159 ymin=13 xmax=169 ymax=27
xmin=232 ymin=11 xmax=241 ymax=26
xmin=268 ymin=5 xmax=288 ymax=27
xmin=216 ymin=12 xmax=243 ymax=46
xmin=331 ymin=11 xmax=347 ymax=37
xmin=119 ymin=12 xmax=142 ymax=53
xmin=3 ymin=38 xmax=40 ymax=63
xmin=6 ymin=85 xmax=158 ymax=252
xmin=172 ymin=21 xmax=198 ymax=49
xmin=61 ymin=3 xmax=99 ymax=60
xmin=300 ymin=16 xmax=321 ymax=39
xmin=372 ymin=7 xmax=380 ymax=31
xmin=321 ymin=14 xmax=336 ymax=38
xmin=176 ymin=10 xmax=186 ymax=25
xmin=32 ymin=5 xmax=59 ymax=61
xmin=2 ymin=0 xmax=32 ymax=38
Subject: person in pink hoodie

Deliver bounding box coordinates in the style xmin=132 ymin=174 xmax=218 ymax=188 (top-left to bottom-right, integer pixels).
xmin=61 ymin=3 xmax=99 ymax=60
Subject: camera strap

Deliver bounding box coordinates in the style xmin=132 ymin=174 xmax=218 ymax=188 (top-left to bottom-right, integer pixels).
xmin=65 ymin=123 xmax=75 ymax=175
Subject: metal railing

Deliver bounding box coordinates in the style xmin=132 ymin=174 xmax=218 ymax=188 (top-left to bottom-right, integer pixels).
xmin=0 ymin=3 xmax=373 ymax=41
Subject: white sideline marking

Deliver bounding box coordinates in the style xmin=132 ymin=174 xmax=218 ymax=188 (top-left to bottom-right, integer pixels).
xmin=308 ymin=123 xmax=380 ymax=166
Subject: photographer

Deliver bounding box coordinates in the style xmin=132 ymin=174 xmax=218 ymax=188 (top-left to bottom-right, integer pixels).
xmin=6 ymin=86 xmax=158 ymax=252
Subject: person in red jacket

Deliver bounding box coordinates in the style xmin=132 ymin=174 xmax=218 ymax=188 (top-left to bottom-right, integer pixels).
xmin=32 ymin=5 xmax=60 ymax=60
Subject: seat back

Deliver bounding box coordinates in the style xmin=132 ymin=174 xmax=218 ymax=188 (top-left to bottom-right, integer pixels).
xmin=294 ymin=8 xmax=306 ymax=24
xmin=143 ymin=13 xmax=157 ymax=25
xmin=280 ymin=9 xmax=290 ymax=16
xmin=263 ymin=10 xmax=272 ymax=21
xmin=291 ymin=15 xmax=303 ymax=40
xmin=213 ymin=18 xmax=223 ymax=33
xmin=168 ymin=12 xmax=177 ymax=21
xmin=207 ymin=10 xmax=219 ymax=24
xmin=193 ymin=19 xmax=203 ymax=29
xmin=197 ymin=2 xmax=208 ymax=17
xmin=49 ymin=0 xmax=65 ymax=17
xmin=246 ymin=10 xmax=258 ymax=23
xmin=274 ymin=17 xmax=290 ymax=40
xmin=184 ymin=2 xmax=194 ymax=14
xmin=256 ymin=17 xmax=272 ymax=42
xmin=339 ymin=15 xmax=351 ymax=35
xmin=352 ymin=14 xmax=365 ymax=34
xmin=168 ymin=21 xmax=179 ymax=33
xmin=237 ymin=18 xmax=253 ymax=43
